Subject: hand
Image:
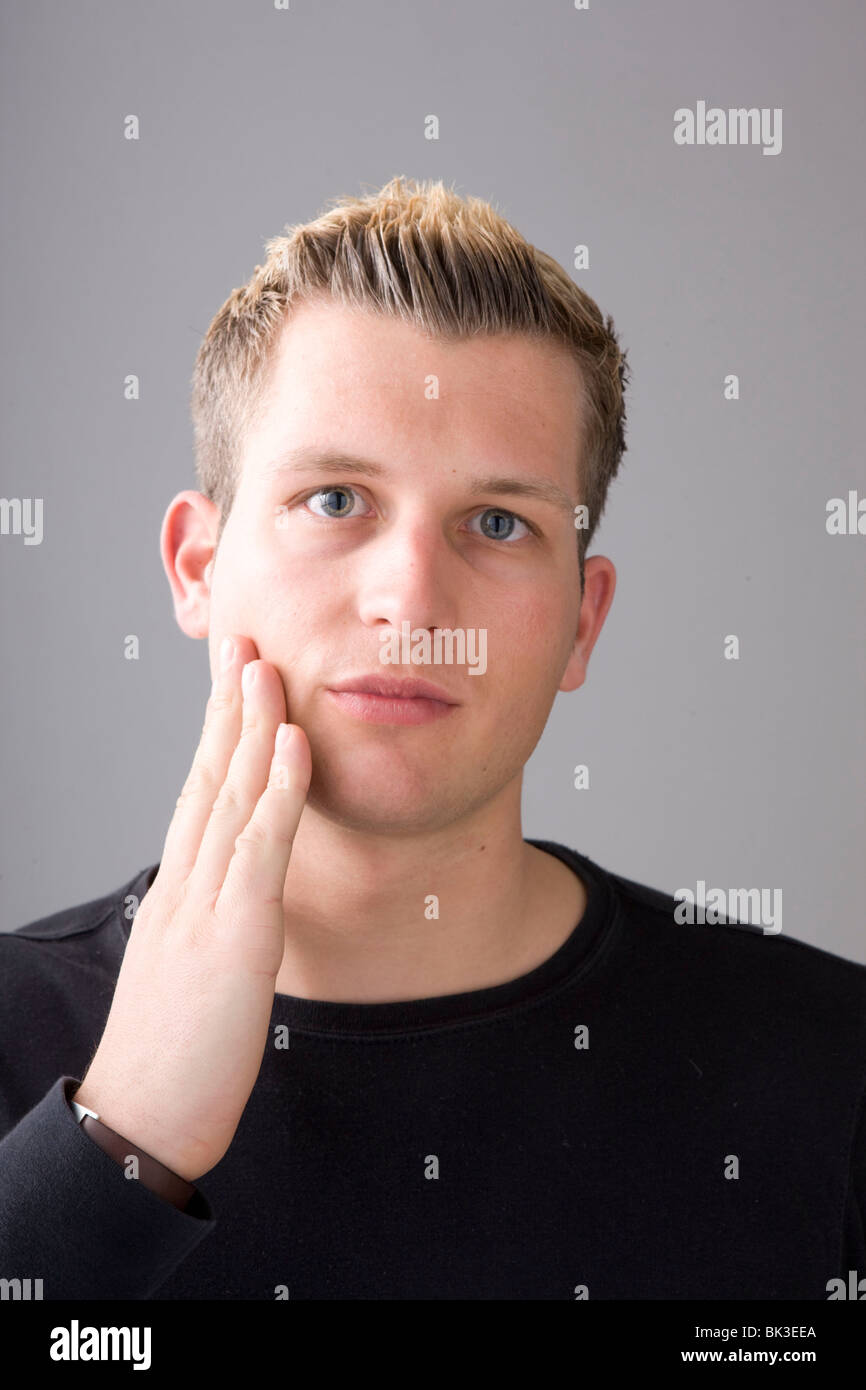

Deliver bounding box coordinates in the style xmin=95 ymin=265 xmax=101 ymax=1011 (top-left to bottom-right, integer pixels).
xmin=73 ymin=635 xmax=311 ymax=1182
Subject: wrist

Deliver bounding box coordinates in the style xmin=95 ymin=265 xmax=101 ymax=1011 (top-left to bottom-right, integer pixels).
xmin=70 ymin=1090 xmax=197 ymax=1211
xmin=73 ymin=1078 xmax=176 ymax=1171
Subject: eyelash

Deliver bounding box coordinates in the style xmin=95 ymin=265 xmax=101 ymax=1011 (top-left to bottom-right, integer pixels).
xmin=299 ymin=484 xmax=539 ymax=541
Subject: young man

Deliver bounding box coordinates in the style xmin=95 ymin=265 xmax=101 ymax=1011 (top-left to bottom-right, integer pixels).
xmin=1 ymin=177 xmax=864 ymax=1301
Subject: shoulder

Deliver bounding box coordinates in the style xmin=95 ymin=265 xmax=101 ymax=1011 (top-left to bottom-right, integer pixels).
xmin=0 ymin=865 xmax=159 ymax=1102
xmin=1 ymin=862 xmax=157 ymax=965
xmin=543 ymin=839 xmax=866 ymax=1056
xmin=609 ymin=859 xmax=866 ymax=996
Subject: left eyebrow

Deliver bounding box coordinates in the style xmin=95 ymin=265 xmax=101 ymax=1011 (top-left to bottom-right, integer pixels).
xmin=261 ymin=446 xmax=577 ymax=518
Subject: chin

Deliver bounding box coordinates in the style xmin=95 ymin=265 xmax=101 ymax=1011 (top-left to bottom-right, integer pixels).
xmin=302 ymin=753 xmax=452 ymax=830
xmin=308 ymin=791 xmax=455 ymax=837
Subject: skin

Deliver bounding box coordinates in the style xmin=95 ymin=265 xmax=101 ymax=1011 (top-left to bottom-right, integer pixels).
xmin=161 ymin=296 xmax=616 ymax=1005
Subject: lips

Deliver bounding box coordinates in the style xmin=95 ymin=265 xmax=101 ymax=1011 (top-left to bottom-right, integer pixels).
xmin=327 ymin=674 xmax=459 ymax=704
xmin=325 ymin=673 xmax=461 ymax=726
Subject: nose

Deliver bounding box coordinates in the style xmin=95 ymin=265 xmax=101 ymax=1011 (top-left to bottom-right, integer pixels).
xmin=354 ymin=509 xmax=460 ymax=635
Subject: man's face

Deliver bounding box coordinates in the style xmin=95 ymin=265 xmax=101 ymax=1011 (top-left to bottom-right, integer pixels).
xmin=205 ymin=296 xmax=596 ymax=834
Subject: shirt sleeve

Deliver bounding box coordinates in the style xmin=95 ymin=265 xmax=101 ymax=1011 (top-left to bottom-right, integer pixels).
xmin=0 ymin=1076 xmax=216 ymax=1299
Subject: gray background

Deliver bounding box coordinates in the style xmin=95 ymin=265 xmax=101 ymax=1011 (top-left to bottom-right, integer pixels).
xmin=1 ymin=1 xmax=863 ymax=961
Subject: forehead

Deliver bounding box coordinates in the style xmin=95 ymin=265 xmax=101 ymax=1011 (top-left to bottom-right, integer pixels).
xmin=243 ymin=297 xmax=584 ymax=484
xmin=262 ymin=295 xmax=580 ymax=389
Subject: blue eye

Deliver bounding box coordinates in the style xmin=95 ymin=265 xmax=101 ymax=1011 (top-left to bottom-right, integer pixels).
xmin=301 ymin=486 xmax=532 ymax=541
xmin=469 ymin=508 xmax=531 ymax=543
xmin=304 ymin=485 xmax=366 ymax=519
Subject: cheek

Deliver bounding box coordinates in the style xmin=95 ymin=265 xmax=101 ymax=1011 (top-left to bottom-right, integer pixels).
xmin=213 ymin=526 xmax=314 ymax=626
xmin=502 ymin=590 xmax=572 ymax=666
xmin=477 ymin=606 xmax=565 ymax=720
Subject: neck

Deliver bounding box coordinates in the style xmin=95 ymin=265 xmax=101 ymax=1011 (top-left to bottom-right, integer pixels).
xmin=274 ymin=778 xmax=585 ymax=1004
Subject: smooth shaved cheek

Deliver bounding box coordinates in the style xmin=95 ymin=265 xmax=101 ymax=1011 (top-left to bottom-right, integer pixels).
xmin=512 ymin=587 xmax=578 ymax=681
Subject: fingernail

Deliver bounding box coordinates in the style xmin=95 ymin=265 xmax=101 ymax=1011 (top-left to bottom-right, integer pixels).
xmin=219 ymin=637 xmax=234 ymax=671
xmin=242 ymin=662 xmax=257 ymax=694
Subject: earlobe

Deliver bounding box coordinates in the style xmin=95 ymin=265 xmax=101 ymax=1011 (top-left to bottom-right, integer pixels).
xmin=559 ymin=645 xmax=588 ymax=695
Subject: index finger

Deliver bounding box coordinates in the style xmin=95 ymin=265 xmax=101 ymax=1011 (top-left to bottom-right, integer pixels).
xmin=156 ymin=633 xmax=260 ymax=886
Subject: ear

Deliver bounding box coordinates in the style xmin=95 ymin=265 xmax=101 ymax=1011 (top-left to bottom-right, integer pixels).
xmin=559 ymin=555 xmax=617 ymax=693
xmin=159 ymin=491 xmax=221 ymax=639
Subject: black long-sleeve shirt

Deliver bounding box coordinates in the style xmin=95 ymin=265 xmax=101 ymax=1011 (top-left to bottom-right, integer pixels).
xmin=1 ymin=839 xmax=864 ymax=1300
